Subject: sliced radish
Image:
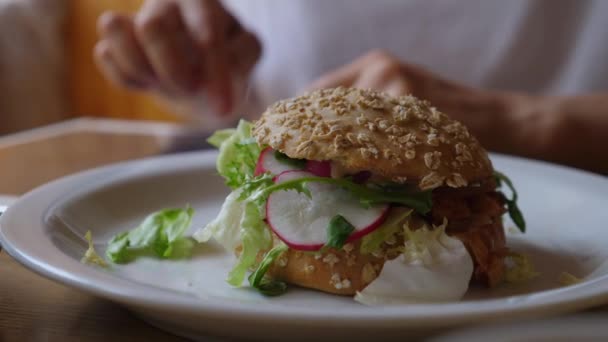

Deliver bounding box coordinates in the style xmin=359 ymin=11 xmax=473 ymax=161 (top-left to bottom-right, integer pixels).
xmin=255 ymin=147 xmax=303 ymax=176
xmin=266 ymin=171 xmax=389 ymax=251
xmin=306 ymin=160 xmax=331 ymax=177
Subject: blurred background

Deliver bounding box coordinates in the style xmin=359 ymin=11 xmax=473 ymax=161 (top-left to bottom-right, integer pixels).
xmin=0 ymin=0 xmax=177 ymax=136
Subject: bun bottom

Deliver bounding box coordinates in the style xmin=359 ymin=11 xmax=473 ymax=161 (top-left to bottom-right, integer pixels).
xmin=267 ymin=219 xmax=506 ymax=296
xmin=268 ymin=242 xmax=385 ymax=295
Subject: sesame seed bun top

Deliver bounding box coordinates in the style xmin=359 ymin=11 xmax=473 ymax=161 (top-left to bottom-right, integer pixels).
xmin=252 ymin=87 xmax=493 ymax=190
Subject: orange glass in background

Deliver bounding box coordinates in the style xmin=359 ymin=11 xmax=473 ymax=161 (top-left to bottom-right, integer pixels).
xmin=66 ymin=0 xmax=180 ymax=122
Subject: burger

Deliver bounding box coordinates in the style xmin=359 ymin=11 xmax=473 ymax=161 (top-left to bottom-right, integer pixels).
xmin=194 ymin=87 xmax=524 ymax=304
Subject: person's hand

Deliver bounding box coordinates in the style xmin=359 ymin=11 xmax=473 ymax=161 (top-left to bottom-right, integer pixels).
xmin=94 ymin=0 xmax=262 ymax=115
xmin=307 ymin=50 xmax=528 ymax=154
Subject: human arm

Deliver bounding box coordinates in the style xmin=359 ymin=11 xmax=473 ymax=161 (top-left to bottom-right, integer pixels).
xmin=308 ymin=50 xmax=608 ymax=174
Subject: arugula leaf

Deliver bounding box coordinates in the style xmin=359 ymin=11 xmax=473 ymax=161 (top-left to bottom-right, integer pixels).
xmin=255 ymin=279 xmax=288 ymax=296
xmin=248 ymin=243 xmax=289 ymax=296
xmin=506 ymin=201 xmax=526 ymax=232
xmin=494 ymin=171 xmax=518 ymax=201
xmin=325 ymin=215 xmax=355 ymax=249
xmin=273 ymin=150 xmax=307 ymax=169
xmin=238 ymin=173 xmax=275 ymax=202
xmin=252 ymin=176 xmax=432 ymax=215
xmin=494 ymin=171 xmax=526 ymax=233
xmin=106 ymin=206 xmax=195 ymax=263
xmin=214 ymin=120 xmax=262 ymax=189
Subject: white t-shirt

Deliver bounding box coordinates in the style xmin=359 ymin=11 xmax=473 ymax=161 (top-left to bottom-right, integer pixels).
xmin=224 ymin=0 xmax=608 ymax=116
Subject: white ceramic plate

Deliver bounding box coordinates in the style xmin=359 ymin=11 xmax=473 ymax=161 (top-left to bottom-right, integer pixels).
xmin=2 ymin=151 xmax=608 ymax=341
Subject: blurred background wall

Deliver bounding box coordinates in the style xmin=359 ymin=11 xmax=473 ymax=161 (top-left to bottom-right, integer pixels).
xmin=0 ymin=0 xmax=178 ymax=136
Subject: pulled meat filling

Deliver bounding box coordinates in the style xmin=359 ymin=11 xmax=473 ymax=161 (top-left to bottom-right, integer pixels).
xmin=431 ymin=179 xmax=508 ymax=287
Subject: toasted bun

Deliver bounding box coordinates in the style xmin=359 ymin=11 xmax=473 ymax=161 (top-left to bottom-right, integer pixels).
xmin=253 ymin=87 xmax=492 ymax=190
xmin=267 ymin=240 xmax=387 ymax=295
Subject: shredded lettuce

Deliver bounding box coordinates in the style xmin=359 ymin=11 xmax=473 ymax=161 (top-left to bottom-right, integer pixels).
xmin=248 ymin=243 xmax=289 ymax=296
xmin=194 ymin=189 xmax=246 ymax=250
xmin=212 ymin=120 xmax=261 ymax=189
xmin=81 ymin=231 xmax=108 ymax=268
xmin=355 ymin=220 xmax=473 ymax=305
xmin=360 ymin=208 xmax=412 ymax=254
xmin=504 ymin=252 xmax=539 ymax=283
xmin=207 ymin=128 xmax=236 ymax=148
xmin=227 ymin=201 xmax=273 ymax=285
xmin=106 ymin=206 xmax=194 ymax=263
xmin=194 ymin=185 xmax=273 ymax=287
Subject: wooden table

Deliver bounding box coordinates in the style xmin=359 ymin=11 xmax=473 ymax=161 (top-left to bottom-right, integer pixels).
xmin=0 ymin=118 xmax=211 ymax=341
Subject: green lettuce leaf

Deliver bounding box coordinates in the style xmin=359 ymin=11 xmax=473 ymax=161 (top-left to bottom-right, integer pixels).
xmin=248 ymin=243 xmax=289 ymax=296
xmin=213 ymin=120 xmax=261 ymax=189
xmin=106 ymin=206 xmax=194 ymax=263
xmin=193 ymin=189 xmax=245 ymax=250
xmin=207 ymin=128 xmax=236 ymax=148
xmin=226 ymin=201 xmax=273 ymax=286
xmin=193 ymin=183 xmax=273 ymax=287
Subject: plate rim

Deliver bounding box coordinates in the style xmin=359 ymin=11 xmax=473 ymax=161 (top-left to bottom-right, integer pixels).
xmin=2 ymin=150 xmax=608 ymax=328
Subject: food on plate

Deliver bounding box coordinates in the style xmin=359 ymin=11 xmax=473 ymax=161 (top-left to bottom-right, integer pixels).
xmin=104 ymin=206 xmax=195 ymax=263
xmin=81 ymin=231 xmax=109 ymax=268
xmin=194 ymin=87 xmax=525 ymax=304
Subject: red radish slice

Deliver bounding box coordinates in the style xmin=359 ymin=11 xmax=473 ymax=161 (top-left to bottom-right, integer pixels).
xmin=255 ymin=147 xmax=301 ymax=176
xmin=266 ymin=171 xmax=389 ymax=251
xmin=305 ymin=160 xmax=331 ymax=177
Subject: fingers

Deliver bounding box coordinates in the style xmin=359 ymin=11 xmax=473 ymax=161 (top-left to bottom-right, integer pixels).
xmin=351 ymin=52 xmax=411 ymax=96
xmin=94 ymin=0 xmax=262 ymax=116
xmin=306 ymin=50 xmax=411 ymax=96
xmin=96 ymin=12 xmax=155 ymax=87
xmin=178 ymin=0 xmax=241 ymax=114
xmin=179 ymin=0 xmax=237 ymax=45
xmin=306 ymin=60 xmax=361 ymax=91
xmin=226 ymin=29 xmax=262 ymax=76
xmin=306 ymin=50 xmax=395 ymax=90
xmin=134 ymin=0 xmax=203 ymax=95
xmin=94 ymin=40 xmax=147 ymax=89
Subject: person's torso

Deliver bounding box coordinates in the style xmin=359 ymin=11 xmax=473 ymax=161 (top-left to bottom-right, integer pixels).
xmin=225 ymin=0 xmax=608 ymax=110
